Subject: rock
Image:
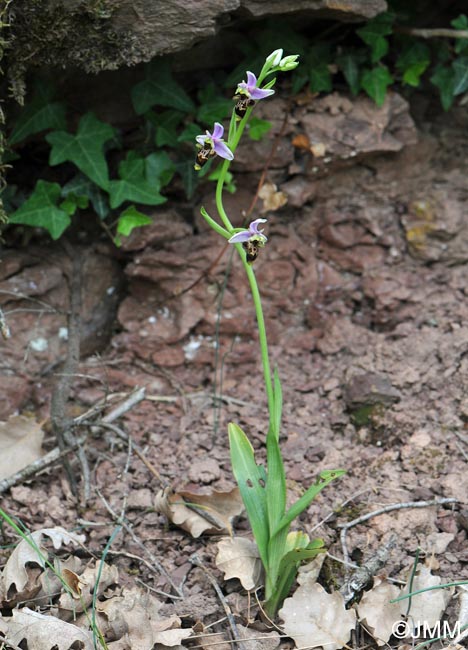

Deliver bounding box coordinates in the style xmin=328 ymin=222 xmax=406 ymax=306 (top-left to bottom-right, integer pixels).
xmin=8 ymin=1 xmax=387 ymax=75
xmin=343 ymin=372 xmax=401 ymax=408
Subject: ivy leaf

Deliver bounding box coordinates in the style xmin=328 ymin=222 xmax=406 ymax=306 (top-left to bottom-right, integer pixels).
xmin=61 ymin=174 xmax=110 ymax=219
xmin=307 ymin=44 xmax=333 ymax=93
xmin=109 ymin=151 xmax=167 ymax=209
xmin=336 ymin=51 xmax=364 ymax=95
xmin=9 ymin=180 xmax=71 ymax=240
xmin=46 ymin=113 xmax=115 ymax=190
xmin=452 ymin=55 xmax=468 ymax=95
xmin=147 ymin=110 xmax=184 ymax=147
xmin=145 ymin=151 xmax=175 ymax=188
xmin=248 ymin=117 xmax=272 ymax=141
xmin=396 ymin=42 xmax=430 ymax=87
xmin=431 ymin=65 xmax=456 ymax=110
xmin=114 ymin=205 xmax=152 ymax=246
xmin=131 ymin=60 xmax=195 ymax=115
xmin=196 ymin=84 xmax=232 ymax=126
xmin=357 ymin=12 xmax=394 ymax=63
xmin=176 ymin=158 xmax=198 ymax=199
xmin=60 ymin=193 xmax=89 ymax=216
xmin=178 ymin=123 xmax=202 ymax=143
xmin=451 ymin=14 xmax=468 ymax=54
xmin=361 ymin=66 xmax=393 ymax=106
xmin=9 ymin=86 xmax=66 ymax=145
xmin=208 ymin=167 xmax=236 ymax=194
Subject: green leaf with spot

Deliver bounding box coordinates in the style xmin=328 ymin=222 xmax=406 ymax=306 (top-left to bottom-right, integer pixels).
xmin=9 ymin=180 xmax=71 ymax=240
xmin=132 ymin=60 xmax=195 ymax=115
xmin=109 ymin=151 xmax=167 ymax=209
xmin=361 ymin=65 xmax=393 ymax=106
xmin=46 ymin=113 xmax=115 ymax=190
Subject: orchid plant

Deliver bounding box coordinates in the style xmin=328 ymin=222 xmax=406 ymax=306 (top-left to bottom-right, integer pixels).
xmin=196 ymin=49 xmax=345 ymax=617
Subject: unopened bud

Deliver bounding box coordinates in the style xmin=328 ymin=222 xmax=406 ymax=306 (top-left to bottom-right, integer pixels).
xmin=279 ymin=54 xmax=300 ymax=71
xmin=265 ymin=49 xmax=283 ymax=67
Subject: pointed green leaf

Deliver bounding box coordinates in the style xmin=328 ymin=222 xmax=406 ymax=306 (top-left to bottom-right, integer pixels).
xmin=46 ymin=113 xmax=115 ymax=190
xmin=452 ymin=14 xmax=468 ymax=54
xmin=356 ymin=12 xmax=394 ymax=63
xmin=61 ymin=174 xmax=109 ymax=219
xmin=396 ymin=42 xmax=430 ymax=87
xmin=132 ymin=60 xmax=195 ymax=115
xmin=145 ymin=151 xmax=175 ymax=187
xmin=9 ymin=180 xmax=71 ymax=240
xmin=431 ymin=65 xmax=456 ymax=111
xmin=248 ymin=117 xmax=272 ymax=142
xmin=10 ymin=99 xmax=66 ymax=145
xmin=452 ymin=56 xmax=468 ymax=95
xmin=337 ymin=52 xmax=362 ymax=96
xmin=272 ymin=470 xmax=345 ymax=537
xmin=146 ymin=109 xmax=184 ymax=147
xmin=109 ymin=151 xmax=167 ymax=209
xmin=272 ymin=368 xmax=282 ymax=440
xmin=176 ymin=158 xmax=198 ymax=198
xmin=228 ymin=423 xmax=269 ymax=566
xmin=115 ymin=205 xmax=152 ymax=245
xmin=361 ymin=66 xmax=393 ymax=106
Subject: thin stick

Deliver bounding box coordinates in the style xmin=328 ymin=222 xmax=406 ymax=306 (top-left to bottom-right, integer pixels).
xmin=340 ymin=535 xmax=397 ymax=604
xmin=396 ymin=26 xmax=468 ymax=39
xmin=339 ymin=498 xmax=457 ymax=566
xmin=96 ymin=488 xmax=183 ymax=598
xmin=190 ymin=553 xmax=247 ymax=650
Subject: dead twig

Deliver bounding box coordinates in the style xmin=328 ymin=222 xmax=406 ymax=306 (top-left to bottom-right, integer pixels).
xmin=396 ymin=26 xmax=468 ymax=39
xmin=338 ymin=497 xmax=457 ymax=567
xmin=96 ymin=488 xmax=183 ymax=598
xmin=190 ymin=553 xmax=247 ymax=650
xmin=0 ymin=388 xmax=146 ymax=495
xmin=340 ymin=535 xmax=397 ymax=604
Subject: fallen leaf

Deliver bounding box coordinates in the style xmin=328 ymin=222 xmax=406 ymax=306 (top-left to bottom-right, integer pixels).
xmin=310 ymin=142 xmax=327 ymax=157
xmin=292 ymin=133 xmax=311 ymax=151
xmin=154 ymin=486 xmax=244 ymax=538
xmin=258 ymin=181 xmax=288 ymax=212
xmin=357 ymin=576 xmax=401 ymax=645
xmin=0 ymin=527 xmax=86 ymax=607
xmin=216 ymin=537 xmax=263 ymax=590
xmin=279 ymin=582 xmax=356 ymax=650
xmin=0 ymin=415 xmax=44 ymax=480
xmin=296 ymin=554 xmax=326 ymax=586
xmin=58 ymin=561 xmax=119 ymax=616
xmin=399 ymin=565 xmax=453 ymax=629
xmin=96 ymin=587 xmax=192 ymax=648
xmin=1 ymin=607 xmax=93 ymax=649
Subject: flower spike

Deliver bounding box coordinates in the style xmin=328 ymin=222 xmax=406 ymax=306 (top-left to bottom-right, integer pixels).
xmin=229 ymin=218 xmax=268 ymax=264
xmin=233 ymin=71 xmax=275 ymax=119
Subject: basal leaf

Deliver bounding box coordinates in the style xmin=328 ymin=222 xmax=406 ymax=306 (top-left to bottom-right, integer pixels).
xmin=131 ymin=60 xmax=195 ymax=115
xmin=228 ymin=423 xmax=269 ymax=567
xmin=109 ymin=151 xmax=167 ymax=209
xmin=452 ymin=55 xmax=468 ymax=95
xmin=361 ymin=66 xmax=393 ymax=106
xmin=9 ymin=180 xmax=71 ymax=240
xmin=46 ymin=113 xmax=115 ymax=190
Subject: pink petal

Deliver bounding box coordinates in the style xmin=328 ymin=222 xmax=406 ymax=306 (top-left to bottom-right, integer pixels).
xmin=246 ymin=71 xmax=257 ymax=90
xmin=228 ymin=230 xmax=251 ymax=243
xmin=213 ymin=140 xmax=234 ymax=160
xmin=249 ymin=87 xmax=275 ymax=100
xmin=212 ymin=122 xmax=224 ymax=140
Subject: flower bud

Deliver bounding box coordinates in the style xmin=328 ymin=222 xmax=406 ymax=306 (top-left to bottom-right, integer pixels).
xmin=279 ymin=54 xmax=300 ymax=71
xmin=265 ymin=49 xmax=283 ymax=67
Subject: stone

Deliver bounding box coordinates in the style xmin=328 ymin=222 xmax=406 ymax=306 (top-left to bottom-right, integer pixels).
xmin=343 ymin=372 xmax=401 ymax=408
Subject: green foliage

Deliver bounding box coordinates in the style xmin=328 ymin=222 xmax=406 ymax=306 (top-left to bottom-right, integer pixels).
xmin=356 ymin=12 xmax=394 ymax=63
xmin=248 ymin=116 xmax=272 ymax=141
xmin=46 ymin=113 xmax=115 ymax=190
xmin=361 ymin=65 xmax=394 ymax=106
xmin=108 ymin=151 xmax=166 ymax=209
xmin=131 ymin=59 xmax=195 ymax=115
xmin=115 ymin=205 xmax=152 ymax=246
xmin=9 ymin=83 xmax=66 ymax=146
xmin=9 ymin=180 xmax=72 ymax=240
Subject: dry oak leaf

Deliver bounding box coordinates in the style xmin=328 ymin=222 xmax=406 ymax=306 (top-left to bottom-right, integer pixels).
xmin=258 ymin=181 xmax=288 ymax=212
xmin=95 ymin=587 xmax=192 ymax=648
xmin=357 ymin=576 xmax=401 ymax=645
xmin=154 ymin=486 xmax=243 ymax=538
xmin=0 ymin=527 xmax=86 ymax=607
xmin=398 ymin=565 xmax=453 ymax=629
xmin=0 ymin=607 xmax=93 ymax=649
xmin=279 ymin=582 xmax=356 ymax=650
xmin=0 ymin=414 xmax=44 ymax=480
xmin=216 ymin=537 xmax=263 ymax=590
xmin=59 ymin=561 xmax=119 ymax=616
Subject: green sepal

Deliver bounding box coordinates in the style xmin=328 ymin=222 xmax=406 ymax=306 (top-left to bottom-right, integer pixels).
xmin=228 ymin=423 xmax=269 ymax=567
